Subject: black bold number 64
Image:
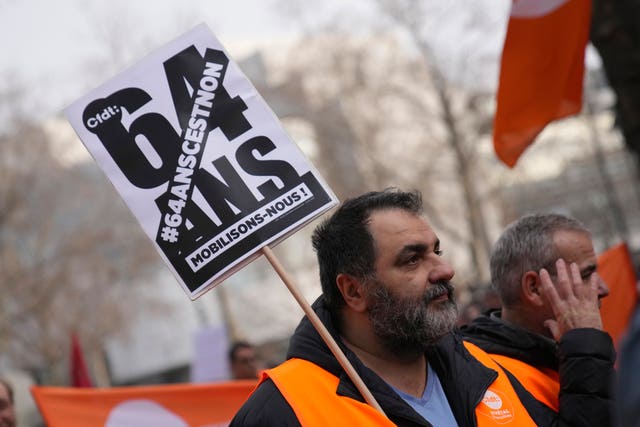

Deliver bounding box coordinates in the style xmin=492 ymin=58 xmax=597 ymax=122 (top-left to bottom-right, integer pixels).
xmin=82 ymin=88 xmax=181 ymax=189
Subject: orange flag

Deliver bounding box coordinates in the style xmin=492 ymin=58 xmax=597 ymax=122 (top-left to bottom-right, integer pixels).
xmin=598 ymin=243 xmax=638 ymax=348
xmin=493 ymin=0 xmax=591 ymax=167
xmin=31 ymin=380 xmax=256 ymax=427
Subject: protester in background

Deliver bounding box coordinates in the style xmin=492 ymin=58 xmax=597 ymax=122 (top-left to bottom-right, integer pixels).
xmin=229 ymin=341 xmax=259 ymax=380
xmin=456 ymin=286 xmax=501 ymax=326
xmin=457 ymin=301 xmax=483 ymax=326
xmin=460 ymin=213 xmax=616 ymax=426
xmin=0 ymin=378 xmax=16 ymax=427
xmin=232 ymin=188 xmax=540 ymax=427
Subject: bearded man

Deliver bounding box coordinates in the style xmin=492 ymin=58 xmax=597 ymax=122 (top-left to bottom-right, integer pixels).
xmin=231 ymin=189 xmax=538 ymax=427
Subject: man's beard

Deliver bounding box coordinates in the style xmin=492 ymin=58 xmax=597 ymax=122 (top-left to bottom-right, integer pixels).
xmin=367 ymin=280 xmax=458 ymax=352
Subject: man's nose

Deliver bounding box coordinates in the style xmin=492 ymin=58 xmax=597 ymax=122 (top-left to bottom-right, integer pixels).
xmin=596 ymin=273 xmax=610 ymax=299
xmin=428 ymin=257 xmax=455 ymax=284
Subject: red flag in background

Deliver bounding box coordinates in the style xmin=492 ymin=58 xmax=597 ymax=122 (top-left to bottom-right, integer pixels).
xmin=493 ymin=0 xmax=591 ymax=167
xmin=70 ymin=333 xmax=93 ymax=388
xmin=598 ymin=243 xmax=639 ymax=348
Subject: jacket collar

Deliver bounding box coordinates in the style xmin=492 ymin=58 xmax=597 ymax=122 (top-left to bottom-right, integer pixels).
xmin=460 ymin=309 xmax=559 ymax=370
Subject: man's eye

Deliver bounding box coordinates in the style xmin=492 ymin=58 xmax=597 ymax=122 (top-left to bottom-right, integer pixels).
xmin=581 ymin=267 xmax=596 ymax=280
xmin=408 ymin=255 xmax=420 ymax=264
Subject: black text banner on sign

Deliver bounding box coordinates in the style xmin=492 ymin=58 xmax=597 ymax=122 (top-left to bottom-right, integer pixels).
xmin=65 ymin=24 xmax=337 ymax=300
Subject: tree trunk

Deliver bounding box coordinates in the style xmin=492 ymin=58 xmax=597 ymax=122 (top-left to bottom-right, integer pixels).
xmin=591 ymin=0 xmax=640 ymax=165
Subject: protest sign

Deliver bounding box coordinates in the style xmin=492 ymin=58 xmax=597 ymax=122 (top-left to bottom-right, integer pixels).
xmin=65 ymin=24 xmax=383 ymax=414
xmin=66 ymin=24 xmax=337 ymax=299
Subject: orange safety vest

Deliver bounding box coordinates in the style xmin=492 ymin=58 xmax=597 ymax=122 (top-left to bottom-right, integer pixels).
xmin=463 ymin=342 xmax=538 ymax=427
xmin=488 ymin=353 xmax=560 ymax=411
xmin=263 ymin=348 xmax=537 ymax=427
xmin=263 ymin=358 xmax=394 ymax=426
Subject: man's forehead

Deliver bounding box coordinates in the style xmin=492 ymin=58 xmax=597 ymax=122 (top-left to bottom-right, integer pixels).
xmin=369 ymin=209 xmax=435 ymax=239
xmin=552 ymin=229 xmax=596 ymax=263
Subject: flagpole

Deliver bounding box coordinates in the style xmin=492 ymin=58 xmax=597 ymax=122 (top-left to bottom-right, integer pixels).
xmin=260 ymin=246 xmax=386 ymax=416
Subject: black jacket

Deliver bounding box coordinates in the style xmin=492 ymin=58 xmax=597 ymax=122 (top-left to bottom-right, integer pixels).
xmin=459 ymin=309 xmax=616 ymax=427
xmin=231 ymin=297 xmax=511 ymax=427
xmin=618 ymin=304 xmax=640 ymax=427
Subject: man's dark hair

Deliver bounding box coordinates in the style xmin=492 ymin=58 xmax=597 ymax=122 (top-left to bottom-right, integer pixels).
xmin=0 ymin=378 xmax=13 ymax=404
xmin=312 ymin=188 xmax=423 ymax=315
xmin=228 ymin=340 xmax=254 ymax=363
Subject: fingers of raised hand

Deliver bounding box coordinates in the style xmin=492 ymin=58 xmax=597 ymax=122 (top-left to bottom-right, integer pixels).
xmin=585 ymin=272 xmax=601 ymax=305
xmin=554 ymin=259 xmax=574 ymax=300
xmin=542 ymin=259 xmax=602 ymax=332
xmin=538 ymin=267 xmax=560 ymax=304
xmin=569 ymin=262 xmax=583 ymax=291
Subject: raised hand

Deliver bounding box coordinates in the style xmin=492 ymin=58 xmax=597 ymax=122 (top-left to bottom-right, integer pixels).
xmin=538 ymin=258 xmax=603 ymax=341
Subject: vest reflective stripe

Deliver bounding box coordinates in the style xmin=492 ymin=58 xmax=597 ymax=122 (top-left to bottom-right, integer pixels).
xmin=488 ymin=353 xmax=560 ymax=411
xmin=463 ymin=341 xmax=538 ymax=426
xmin=265 ymin=351 xmax=537 ymax=427
xmin=263 ymin=358 xmax=394 ymax=426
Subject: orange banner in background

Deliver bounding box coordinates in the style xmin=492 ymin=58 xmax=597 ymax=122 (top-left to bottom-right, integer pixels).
xmin=493 ymin=0 xmax=591 ymax=167
xmin=598 ymin=243 xmax=638 ymax=348
xmin=32 ymin=380 xmax=256 ymax=427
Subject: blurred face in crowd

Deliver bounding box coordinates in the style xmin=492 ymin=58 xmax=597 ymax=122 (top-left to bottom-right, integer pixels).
xmin=0 ymin=382 xmax=15 ymax=427
xmin=365 ymin=209 xmax=458 ymax=351
xmin=231 ymin=346 xmax=259 ymax=380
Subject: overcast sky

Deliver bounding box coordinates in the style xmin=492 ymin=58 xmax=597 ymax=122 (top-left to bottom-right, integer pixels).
xmin=1 ymin=0 xmax=309 ymax=116
xmin=1 ymin=0 xmax=514 ymax=118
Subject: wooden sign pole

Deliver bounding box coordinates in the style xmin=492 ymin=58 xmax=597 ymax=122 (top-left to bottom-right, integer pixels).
xmin=261 ymin=246 xmax=386 ymax=416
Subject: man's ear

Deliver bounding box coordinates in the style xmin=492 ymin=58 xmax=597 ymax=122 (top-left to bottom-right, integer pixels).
xmin=521 ymin=270 xmax=545 ymax=306
xmin=336 ymin=273 xmax=368 ymax=312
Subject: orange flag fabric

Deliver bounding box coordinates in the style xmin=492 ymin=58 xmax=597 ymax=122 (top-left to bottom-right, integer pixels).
xmin=598 ymin=243 xmax=638 ymax=348
xmin=32 ymin=381 xmax=256 ymax=427
xmin=493 ymin=0 xmax=591 ymax=167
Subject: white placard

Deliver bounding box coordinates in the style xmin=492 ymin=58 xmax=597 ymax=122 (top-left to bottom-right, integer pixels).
xmin=65 ymin=24 xmax=337 ymax=299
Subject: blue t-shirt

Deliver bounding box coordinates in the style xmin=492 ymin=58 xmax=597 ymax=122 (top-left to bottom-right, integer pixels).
xmin=390 ymin=362 xmax=459 ymax=426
